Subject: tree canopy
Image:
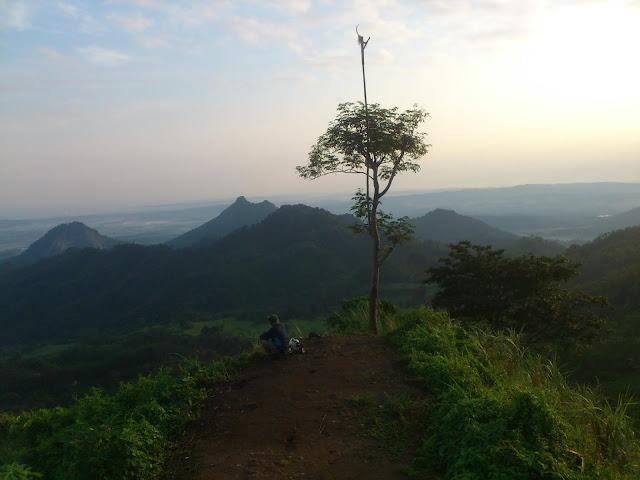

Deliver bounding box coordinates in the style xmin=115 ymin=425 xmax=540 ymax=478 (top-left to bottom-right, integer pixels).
xmin=425 ymin=241 xmax=608 ymax=350
xmin=297 ymin=102 xmax=429 ymax=333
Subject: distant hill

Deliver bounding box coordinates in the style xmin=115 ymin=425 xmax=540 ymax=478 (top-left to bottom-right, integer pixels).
xmin=603 ymin=206 xmax=640 ymax=230
xmin=0 ymin=205 xmax=372 ymax=346
xmin=166 ymin=196 xmax=277 ymax=248
xmin=380 ymin=182 xmax=640 ymax=218
xmin=567 ymin=225 xmax=640 ymax=314
xmin=410 ymin=209 xmax=518 ymax=247
xmin=17 ymin=222 xmax=122 ymax=264
xmin=474 ymin=204 xmax=640 ymax=243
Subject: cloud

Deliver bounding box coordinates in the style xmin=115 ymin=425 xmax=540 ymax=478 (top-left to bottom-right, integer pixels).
xmin=109 ymin=0 xmax=160 ymax=7
xmin=138 ymin=35 xmax=167 ymax=48
xmin=304 ymin=48 xmax=355 ymax=75
xmin=112 ymin=15 xmax=154 ymax=32
xmin=166 ymin=3 xmax=224 ymax=28
xmin=1 ymin=0 xmax=30 ymax=30
xmin=38 ymin=46 xmax=65 ymax=60
xmin=230 ymin=16 xmax=297 ymax=46
xmin=78 ymin=46 xmax=133 ymax=66
xmin=250 ymin=0 xmax=312 ymax=15
xmin=57 ymin=2 xmax=79 ymax=18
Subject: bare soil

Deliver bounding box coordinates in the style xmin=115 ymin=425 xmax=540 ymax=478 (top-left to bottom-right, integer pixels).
xmin=168 ymin=334 xmax=421 ymax=480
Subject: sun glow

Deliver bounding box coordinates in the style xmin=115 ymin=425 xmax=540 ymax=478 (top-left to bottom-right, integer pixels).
xmin=515 ymin=1 xmax=640 ymax=105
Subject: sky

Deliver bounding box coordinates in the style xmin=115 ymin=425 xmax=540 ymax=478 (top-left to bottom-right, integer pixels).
xmin=1 ymin=0 xmax=639 ymax=217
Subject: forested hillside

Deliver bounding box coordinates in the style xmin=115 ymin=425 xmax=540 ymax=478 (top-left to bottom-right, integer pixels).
xmin=2 ymin=206 xmax=638 ymax=414
xmin=567 ymin=226 xmax=640 ymax=321
xmin=562 ymin=226 xmax=640 ymax=398
xmin=0 ymin=205 xmax=369 ymax=347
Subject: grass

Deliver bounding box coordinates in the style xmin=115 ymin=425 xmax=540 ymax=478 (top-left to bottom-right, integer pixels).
xmin=388 ymin=307 xmax=640 ymax=479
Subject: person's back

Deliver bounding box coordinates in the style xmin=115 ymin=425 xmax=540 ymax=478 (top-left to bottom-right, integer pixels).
xmin=259 ymin=314 xmax=289 ymax=354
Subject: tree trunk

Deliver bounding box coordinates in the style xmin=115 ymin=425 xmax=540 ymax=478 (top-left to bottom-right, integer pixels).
xmin=369 ymin=231 xmax=380 ymax=334
xmin=368 ymin=184 xmax=381 ymax=335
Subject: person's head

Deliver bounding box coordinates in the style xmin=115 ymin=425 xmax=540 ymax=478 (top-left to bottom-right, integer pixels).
xmin=267 ymin=314 xmax=280 ymax=325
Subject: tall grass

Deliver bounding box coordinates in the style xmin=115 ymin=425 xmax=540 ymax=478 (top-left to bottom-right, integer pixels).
xmin=327 ymin=296 xmax=403 ymax=334
xmin=389 ymin=307 xmax=639 ymax=479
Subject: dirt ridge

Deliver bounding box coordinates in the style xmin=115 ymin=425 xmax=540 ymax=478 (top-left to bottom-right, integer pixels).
xmin=170 ymin=334 xmax=418 ymax=480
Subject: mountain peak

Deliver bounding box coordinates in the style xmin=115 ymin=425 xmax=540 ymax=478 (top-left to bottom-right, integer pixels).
xmin=166 ymin=197 xmax=277 ymax=248
xmin=18 ymin=222 xmax=121 ymax=263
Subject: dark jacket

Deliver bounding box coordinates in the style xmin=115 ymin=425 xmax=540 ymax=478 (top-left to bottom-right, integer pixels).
xmin=259 ymin=323 xmax=289 ymax=353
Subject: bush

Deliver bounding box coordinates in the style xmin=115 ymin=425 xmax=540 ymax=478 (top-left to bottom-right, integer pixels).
xmin=0 ymin=355 xmax=246 ymax=479
xmin=391 ymin=307 xmax=640 ymax=479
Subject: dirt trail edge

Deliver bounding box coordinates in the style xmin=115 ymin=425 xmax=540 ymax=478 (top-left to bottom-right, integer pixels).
xmin=169 ymin=334 xmax=420 ymax=480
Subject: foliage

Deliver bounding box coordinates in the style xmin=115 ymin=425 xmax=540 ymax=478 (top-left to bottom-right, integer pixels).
xmin=0 ymin=355 xmax=249 ymax=479
xmin=327 ymin=296 xmax=400 ymax=334
xmin=567 ymin=226 xmax=640 ymax=321
xmin=560 ymin=226 xmax=640 ymax=410
xmin=297 ymin=101 xmax=429 ymax=333
xmin=0 ymin=463 xmax=43 ymax=479
xmin=389 ymin=307 xmax=640 ymax=479
xmin=425 ymin=241 xmax=609 ymax=350
xmin=0 ymin=325 xmax=253 ymax=413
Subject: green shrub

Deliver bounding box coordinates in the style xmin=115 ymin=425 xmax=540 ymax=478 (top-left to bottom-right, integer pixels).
xmin=0 ymin=355 xmax=245 ymax=480
xmin=0 ymin=462 xmax=43 ymax=479
xmin=391 ymin=307 xmax=640 ymax=479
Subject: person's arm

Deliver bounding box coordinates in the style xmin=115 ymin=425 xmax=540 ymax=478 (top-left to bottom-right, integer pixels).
xmin=260 ymin=326 xmax=275 ymax=341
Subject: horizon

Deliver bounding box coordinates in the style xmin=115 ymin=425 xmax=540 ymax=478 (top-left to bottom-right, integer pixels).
xmin=2 ymin=1 xmax=640 ymax=218
xmin=2 ymin=180 xmax=639 ymax=220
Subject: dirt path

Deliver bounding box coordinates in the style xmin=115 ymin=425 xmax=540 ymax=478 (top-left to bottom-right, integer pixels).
xmin=169 ymin=334 xmax=420 ymax=480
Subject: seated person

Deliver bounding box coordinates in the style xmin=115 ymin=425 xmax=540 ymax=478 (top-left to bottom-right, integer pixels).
xmin=259 ymin=314 xmax=289 ymax=355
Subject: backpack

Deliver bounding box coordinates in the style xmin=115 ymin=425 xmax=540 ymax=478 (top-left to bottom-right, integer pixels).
xmin=288 ymin=338 xmax=305 ymax=354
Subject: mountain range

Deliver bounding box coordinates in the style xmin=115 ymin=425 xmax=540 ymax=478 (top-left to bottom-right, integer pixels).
xmin=8 ymin=199 xmax=536 ymax=266
xmin=1 ymin=183 xmax=639 ymax=255
xmin=0 ymin=197 xmax=588 ymax=348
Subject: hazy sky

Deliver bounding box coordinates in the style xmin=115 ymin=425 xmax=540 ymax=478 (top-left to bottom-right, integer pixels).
xmin=1 ymin=0 xmax=639 ymax=217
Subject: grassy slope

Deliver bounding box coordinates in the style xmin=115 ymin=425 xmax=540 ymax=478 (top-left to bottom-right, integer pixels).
xmin=2 ymin=306 xmax=639 ymax=480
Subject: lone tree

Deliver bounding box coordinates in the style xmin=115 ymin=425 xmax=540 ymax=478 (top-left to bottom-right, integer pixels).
xmin=296 ymin=102 xmax=429 ymax=333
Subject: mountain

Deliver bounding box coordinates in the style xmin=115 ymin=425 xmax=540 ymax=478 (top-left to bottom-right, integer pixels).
xmin=0 ymin=205 xmax=371 ymax=346
xmin=17 ymin=222 xmax=122 ymax=264
xmin=603 ymin=206 xmax=640 ymax=230
xmin=166 ymin=196 xmax=277 ymax=248
xmin=410 ymin=209 xmax=518 ymax=247
xmin=567 ymin=225 xmax=640 ymax=314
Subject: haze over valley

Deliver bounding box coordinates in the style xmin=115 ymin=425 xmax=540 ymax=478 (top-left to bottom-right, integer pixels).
xmin=2 ymin=182 xmax=639 ymax=259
